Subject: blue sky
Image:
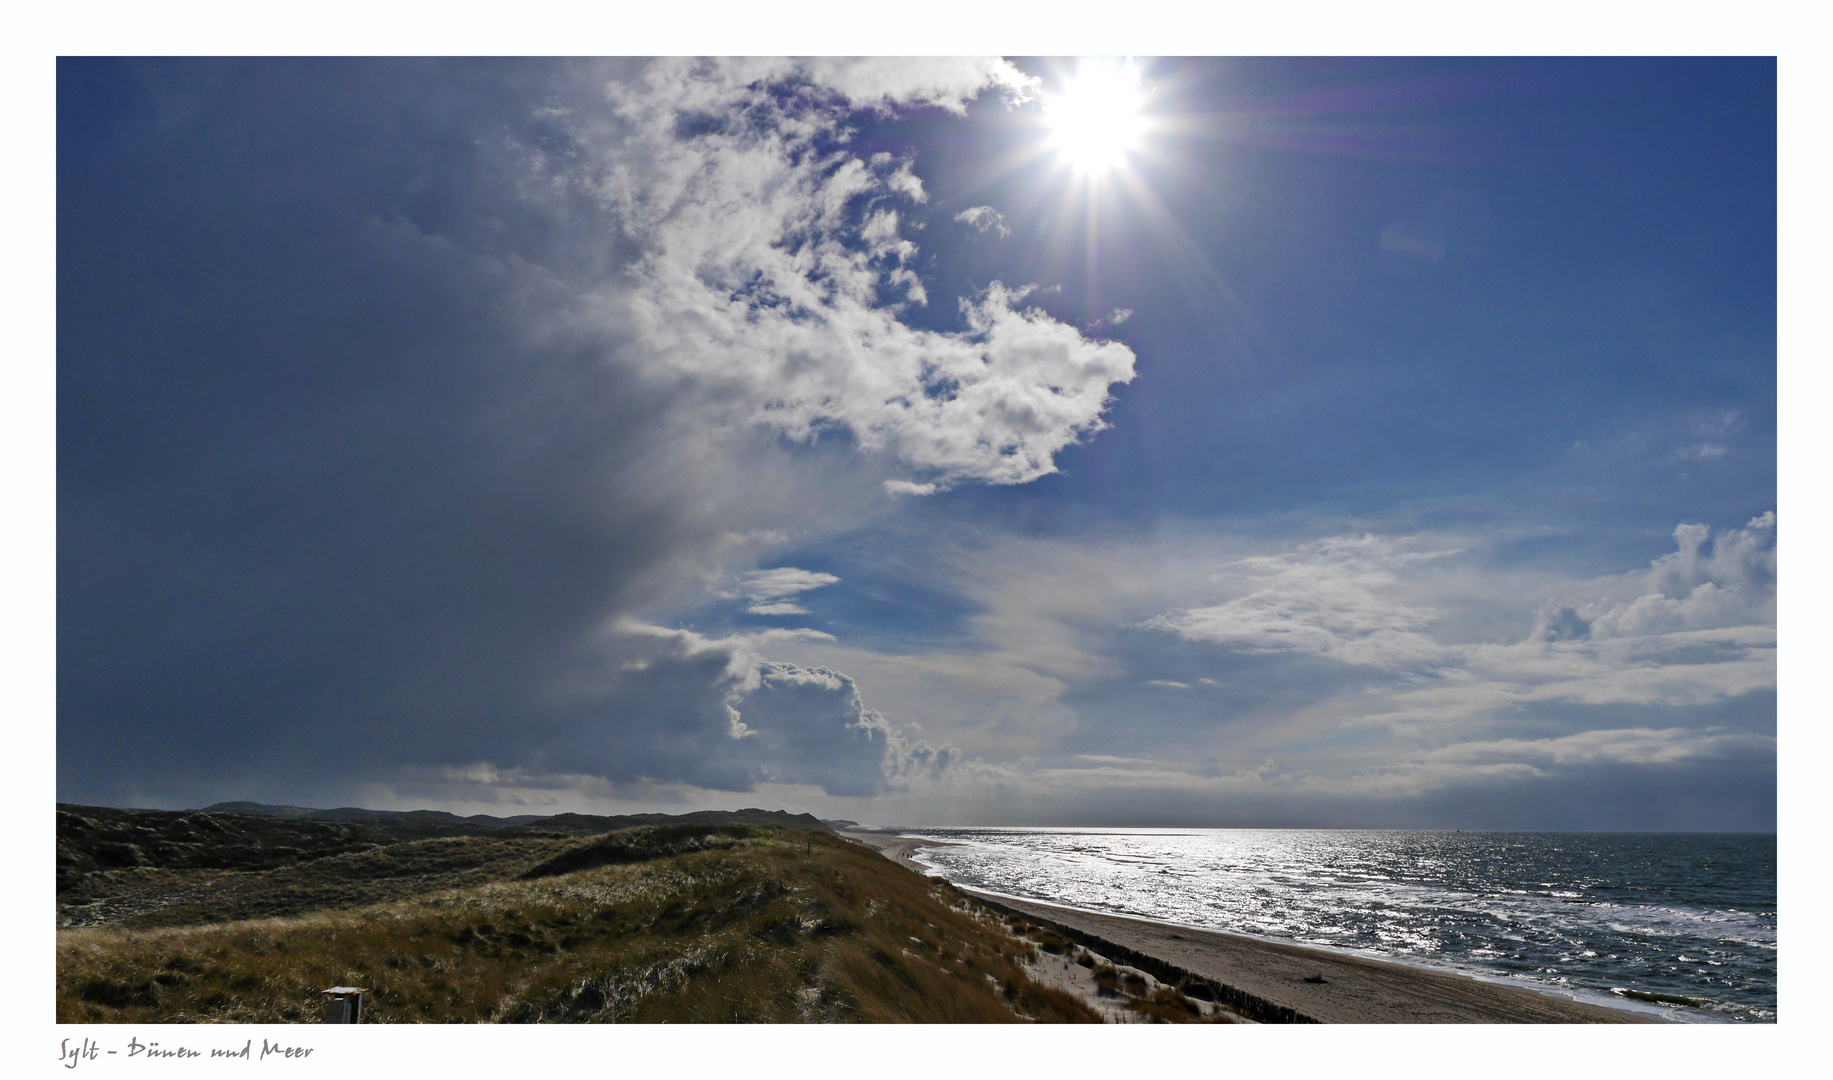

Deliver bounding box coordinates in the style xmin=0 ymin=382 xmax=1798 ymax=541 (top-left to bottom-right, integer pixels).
xmin=57 ymin=57 xmax=1775 ymax=827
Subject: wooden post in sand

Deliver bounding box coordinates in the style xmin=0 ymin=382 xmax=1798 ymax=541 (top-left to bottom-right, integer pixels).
xmin=321 ymin=987 xmax=366 ymax=1023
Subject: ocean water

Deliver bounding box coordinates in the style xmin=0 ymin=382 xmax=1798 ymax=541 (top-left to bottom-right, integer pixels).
xmin=894 ymin=828 xmax=1775 ymax=1023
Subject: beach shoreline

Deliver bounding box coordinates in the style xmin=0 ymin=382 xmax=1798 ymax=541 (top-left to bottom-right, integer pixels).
xmin=841 ymin=829 xmax=1663 ymax=1024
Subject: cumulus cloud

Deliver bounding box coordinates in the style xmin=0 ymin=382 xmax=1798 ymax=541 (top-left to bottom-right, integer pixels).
xmin=552 ymin=58 xmax=1137 ymax=486
xmin=1584 ymin=513 xmax=1775 ymax=639
xmin=954 ymin=205 xmax=1010 ymax=237
xmin=498 ymin=60 xmax=1089 ymax=789
xmin=533 ymin=620 xmax=956 ymax=797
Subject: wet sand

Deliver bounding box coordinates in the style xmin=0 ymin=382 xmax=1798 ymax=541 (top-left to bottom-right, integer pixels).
xmin=841 ymin=830 xmax=1659 ymax=1024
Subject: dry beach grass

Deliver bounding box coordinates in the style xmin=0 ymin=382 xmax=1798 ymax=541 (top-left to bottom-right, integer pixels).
xmin=57 ymin=819 xmax=1102 ymax=1024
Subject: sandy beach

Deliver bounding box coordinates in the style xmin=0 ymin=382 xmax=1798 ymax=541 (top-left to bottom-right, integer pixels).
xmin=843 ymin=830 xmax=1659 ymax=1024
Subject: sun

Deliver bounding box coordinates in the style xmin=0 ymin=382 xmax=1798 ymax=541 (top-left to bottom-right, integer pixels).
xmin=1044 ymin=59 xmax=1150 ymax=176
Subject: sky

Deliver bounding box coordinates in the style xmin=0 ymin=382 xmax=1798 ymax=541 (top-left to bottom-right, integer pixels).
xmin=57 ymin=56 xmax=1777 ymax=829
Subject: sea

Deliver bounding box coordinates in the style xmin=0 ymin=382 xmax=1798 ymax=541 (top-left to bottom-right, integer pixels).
xmin=891 ymin=828 xmax=1775 ymax=1023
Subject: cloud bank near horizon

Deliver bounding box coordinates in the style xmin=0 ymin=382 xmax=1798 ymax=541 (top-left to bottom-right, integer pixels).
xmin=740 ymin=514 xmax=1775 ymax=828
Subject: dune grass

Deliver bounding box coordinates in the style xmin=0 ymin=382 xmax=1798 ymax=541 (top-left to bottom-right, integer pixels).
xmin=58 ymin=826 xmax=1099 ymax=1024
xmin=1002 ymin=916 xmax=1231 ymax=1024
xmin=60 ymin=834 xmax=586 ymax=930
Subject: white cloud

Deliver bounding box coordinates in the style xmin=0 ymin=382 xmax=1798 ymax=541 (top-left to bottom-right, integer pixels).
xmin=954 ymin=205 xmax=1010 ymax=237
xmin=1145 ymin=534 xmax=1461 ymax=671
xmin=1144 ymin=679 xmax=1189 ymax=689
xmin=1144 ymin=517 xmax=1775 ymax=714
xmin=744 ymin=602 xmax=813 ymax=616
xmin=1426 ymin=726 xmax=1774 ymax=767
xmin=883 ymin=479 xmax=938 ymax=496
xmin=540 ymin=59 xmax=1135 ymax=487
xmin=796 ymin=58 xmax=1038 ymax=115
xmin=1586 ymin=513 xmax=1775 ymax=638
xmin=727 ymin=566 xmax=840 ymax=615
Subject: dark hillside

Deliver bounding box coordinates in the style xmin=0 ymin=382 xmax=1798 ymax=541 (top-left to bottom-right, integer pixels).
xmin=190 ymin=801 xmax=833 ymax=835
xmin=58 ymin=804 xmax=506 ymax=899
xmin=533 ymin=809 xmax=832 ymax=835
xmin=202 ymin=802 xmax=550 ymax=828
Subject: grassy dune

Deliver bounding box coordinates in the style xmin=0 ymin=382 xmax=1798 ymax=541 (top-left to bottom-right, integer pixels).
xmin=60 ymin=833 xmax=586 ymax=930
xmin=57 ymin=825 xmax=1099 ymax=1024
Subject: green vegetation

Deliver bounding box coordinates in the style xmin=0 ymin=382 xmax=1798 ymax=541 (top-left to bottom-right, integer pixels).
xmin=57 ymin=825 xmax=1100 ymax=1024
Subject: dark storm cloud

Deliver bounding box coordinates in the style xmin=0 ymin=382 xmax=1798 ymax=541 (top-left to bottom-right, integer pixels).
xmin=60 ymin=59 xmax=684 ymax=804
xmin=58 ymin=58 xmax=1127 ymax=809
xmin=532 ymin=625 xmax=912 ymax=797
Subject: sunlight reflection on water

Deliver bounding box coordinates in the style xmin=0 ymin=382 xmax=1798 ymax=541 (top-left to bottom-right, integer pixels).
xmin=897 ymin=828 xmax=1774 ymax=1023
